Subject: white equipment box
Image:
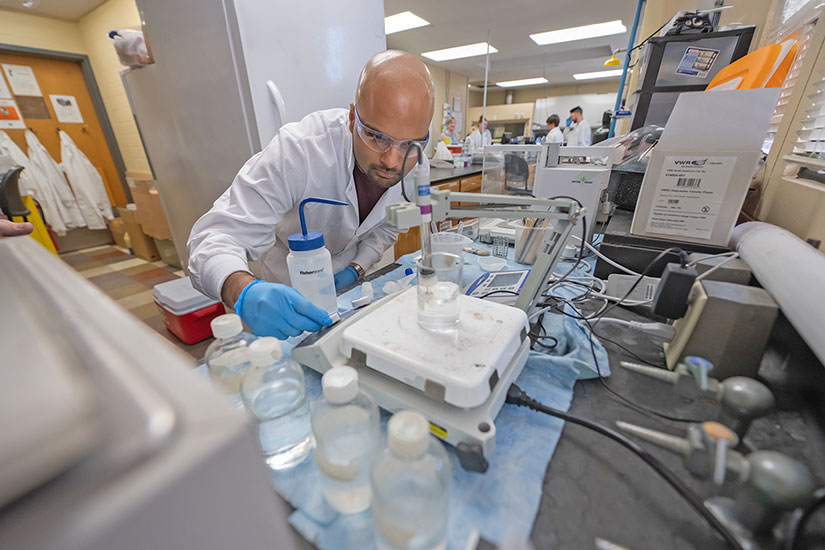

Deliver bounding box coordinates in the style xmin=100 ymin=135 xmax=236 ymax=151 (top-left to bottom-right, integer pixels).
xmin=533 ymin=143 xmax=616 ymax=243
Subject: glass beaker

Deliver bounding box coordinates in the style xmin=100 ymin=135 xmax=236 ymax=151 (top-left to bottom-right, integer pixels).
xmin=416 ymin=252 xmax=462 ymax=332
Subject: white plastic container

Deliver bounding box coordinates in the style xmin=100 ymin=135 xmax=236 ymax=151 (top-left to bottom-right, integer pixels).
xmin=371 ymin=410 xmax=451 ymax=550
xmin=203 ymin=314 xmax=255 ymax=393
xmin=430 ymin=231 xmax=472 ymax=258
xmin=240 ymin=338 xmax=313 ymax=470
xmin=311 ymin=366 xmax=380 ymax=514
xmin=286 ymin=198 xmax=347 ymax=315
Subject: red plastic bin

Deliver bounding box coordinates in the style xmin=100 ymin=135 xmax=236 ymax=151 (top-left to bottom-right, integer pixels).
xmin=152 ymin=278 xmax=226 ymax=344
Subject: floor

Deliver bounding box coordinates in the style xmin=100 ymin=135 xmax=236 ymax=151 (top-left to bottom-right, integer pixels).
xmin=60 ymin=244 xmax=214 ymax=360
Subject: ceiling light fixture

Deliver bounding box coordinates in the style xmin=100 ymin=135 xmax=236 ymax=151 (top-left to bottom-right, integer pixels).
xmin=530 ymin=20 xmax=626 ymax=46
xmin=421 ymin=42 xmax=498 ymax=62
xmin=496 ymin=77 xmax=548 ymax=87
xmin=573 ymin=69 xmax=623 ymax=80
xmin=384 ymin=11 xmax=430 ymax=35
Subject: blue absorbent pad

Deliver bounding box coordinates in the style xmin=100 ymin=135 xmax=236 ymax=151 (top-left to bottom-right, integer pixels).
xmin=195 ymin=245 xmax=609 ymax=549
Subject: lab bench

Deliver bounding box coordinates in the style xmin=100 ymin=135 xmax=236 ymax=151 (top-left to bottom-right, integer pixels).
xmin=299 ymin=273 xmax=825 ymax=550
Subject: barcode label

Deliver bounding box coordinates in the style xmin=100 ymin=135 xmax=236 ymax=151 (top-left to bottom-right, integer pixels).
xmin=676 ymin=178 xmax=701 ymax=188
xmin=668 ymin=199 xmax=680 ymax=204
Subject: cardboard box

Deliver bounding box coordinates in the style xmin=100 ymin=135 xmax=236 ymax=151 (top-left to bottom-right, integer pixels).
xmin=117 ymin=205 xmax=160 ymax=261
xmin=630 ymin=89 xmax=779 ymax=247
xmin=132 ymin=180 xmax=172 ymax=240
xmin=107 ymin=217 xmax=128 ymax=248
xmin=153 ymin=238 xmax=181 ymax=268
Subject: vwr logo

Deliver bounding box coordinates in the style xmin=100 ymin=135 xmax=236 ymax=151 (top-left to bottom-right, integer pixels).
xmin=674 ymin=159 xmax=708 ymax=166
xmin=300 ymin=268 xmax=324 ymax=275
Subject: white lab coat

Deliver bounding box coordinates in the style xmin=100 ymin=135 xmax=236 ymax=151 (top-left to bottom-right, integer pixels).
xmin=566 ymin=119 xmax=592 ymax=147
xmin=545 ymin=127 xmax=564 ymax=144
xmin=188 ymin=108 xmax=424 ymax=302
xmin=59 ymin=131 xmax=113 ymax=230
xmin=0 ymin=131 xmax=39 ymax=203
xmin=25 ymin=130 xmax=85 ymax=235
xmin=466 ymin=128 xmax=492 ymax=153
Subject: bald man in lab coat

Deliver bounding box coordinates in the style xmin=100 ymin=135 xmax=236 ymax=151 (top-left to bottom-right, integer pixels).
xmin=188 ymin=51 xmax=435 ymax=339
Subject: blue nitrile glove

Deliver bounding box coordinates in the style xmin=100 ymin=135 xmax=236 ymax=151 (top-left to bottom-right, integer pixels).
xmin=333 ymin=266 xmax=358 ymax=291
xmin=233 ymin=280 xmax=332 ymax=340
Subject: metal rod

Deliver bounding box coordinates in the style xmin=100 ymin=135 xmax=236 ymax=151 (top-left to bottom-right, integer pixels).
xmin=609 ymin=0 xmax=646 ymax=138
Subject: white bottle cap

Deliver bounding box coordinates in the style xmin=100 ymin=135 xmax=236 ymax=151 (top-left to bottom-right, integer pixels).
xmin=322 ymin=366 xmax=359 ymax=404
xmin=248 ymin=337 xmax=283 ymax=366
xmin=388 ymin=410 xmax=430 ymax=459
xmin=211 ymin=314 xmax=243 ymax=339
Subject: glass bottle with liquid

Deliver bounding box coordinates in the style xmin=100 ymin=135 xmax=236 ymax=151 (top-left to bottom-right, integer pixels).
xmin=311 ymin=366 xmax=380 ymax=514
xmin=371 ymin=410 xmax=451 ymax=550
xmin=240 ymin=337 xmax=313 ymax=470
xmin=287 ymin=197 xmax=347 ymax=316
xmin=204 ymin=313 xmax=255 ymax=393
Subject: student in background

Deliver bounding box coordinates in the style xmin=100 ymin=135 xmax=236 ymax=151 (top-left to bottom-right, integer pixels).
xmin=566 ymin=106 xmax=591 ymax=147
xmin=545 ymin=114 xmax=564 ymax=144
xmin=441 ymin=116 xmax=458 ymax=144
xmin=466 ymin=115 xmax=492 ymax=153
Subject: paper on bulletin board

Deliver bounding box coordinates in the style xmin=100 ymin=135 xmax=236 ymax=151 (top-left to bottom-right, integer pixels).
xmin=2 ymin=64 xmax=42 ymax=97
xmin=49 ymin=94 xmax=84 ymax=123
xmin=0 ymin=75 xmax=11 ymax=99
xmin=0 ymin=98 xmax=25 ymax=129
xmin=644 ymin=155 xmax=737 ymax=238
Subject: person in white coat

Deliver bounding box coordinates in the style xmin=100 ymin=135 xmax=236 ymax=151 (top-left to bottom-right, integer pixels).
xmin=544 ymin=114 xmax=564 ymax=144
xmin=188 ymin=50 xmax=434 ymax=340
xmin=565 ymin=106 xmax=591 ymax=147
xmin=465 ymin=116 xmax=492 ymax=153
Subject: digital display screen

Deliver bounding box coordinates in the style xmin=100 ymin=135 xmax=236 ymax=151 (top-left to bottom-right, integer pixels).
xmin=489 ymin=273 xmax=523 ymax=287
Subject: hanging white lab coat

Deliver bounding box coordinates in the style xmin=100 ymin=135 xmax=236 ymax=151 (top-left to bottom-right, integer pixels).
xmin=188 ymin=108 xmax=424 ymax=302
xmin=24 ymin=130 xmax=86 ymax=235
xmin=59 ymin=131 xmax=113 ymax=230
xmin=0 ymin=131 xmax=39 ymax=199
xmin=466 ymin=128 xmax=492 ymax=153
xmin=566 ymin=119 xmax=592 ymax=147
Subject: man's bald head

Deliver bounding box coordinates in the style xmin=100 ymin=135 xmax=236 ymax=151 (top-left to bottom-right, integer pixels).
xmin=349 ymin=50 xmax=435 ymax=188
xmin=355 ymin=50 xmax=434 ymax=138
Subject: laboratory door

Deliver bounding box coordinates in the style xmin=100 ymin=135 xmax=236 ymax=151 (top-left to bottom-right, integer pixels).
xmin=0 ymin=51 xmax=126 ymax=206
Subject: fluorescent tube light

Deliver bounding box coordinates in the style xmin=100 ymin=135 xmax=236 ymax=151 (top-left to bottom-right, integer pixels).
xmin=573 ymin=69 xmax=623 ymax=80
xmin=422 ymin=42 xmax=498 ymax=62
xmin=384 ymin=11 xmax=430 ymax=35
xmin=530 ymin=20 xmax=626 ymax=46
xmin=496 ymin=77 xmax=548 ymax=87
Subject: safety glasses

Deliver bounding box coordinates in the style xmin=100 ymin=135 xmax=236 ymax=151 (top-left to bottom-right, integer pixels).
xmin=354 ymin=106 xmax=429 ymax=154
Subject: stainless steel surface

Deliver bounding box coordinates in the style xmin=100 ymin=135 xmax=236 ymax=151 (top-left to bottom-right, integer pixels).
xmin=0 ymin=237 xmax=296 ymax=550
xmin=125 ymin=0 xmax=386 ymax=269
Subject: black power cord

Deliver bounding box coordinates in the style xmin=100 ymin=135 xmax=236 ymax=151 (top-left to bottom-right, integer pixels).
xmin=505 ymin=383 xmax=745 ymax=550
xmin=786 ymin=488 xmax=825 ymax=550
xmin=542 ymin=294 xmax=706 ymax=424
xmin=592 ymin=246 xmax=689 ymax=327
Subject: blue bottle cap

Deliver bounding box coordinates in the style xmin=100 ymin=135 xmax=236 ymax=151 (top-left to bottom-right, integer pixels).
xmin=287 ymin=197 xmax=348 ymax=252
xmin=288 ymin=231 xmax=325 ymax=251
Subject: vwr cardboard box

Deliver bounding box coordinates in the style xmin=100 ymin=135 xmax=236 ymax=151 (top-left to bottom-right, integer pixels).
xmin=130 ymin=179 xmax=172 ymax=240
xmin=630 ymin=89 xmax=780 ymax=247
xmin=117 ymin=205 xmax=160 ymax=261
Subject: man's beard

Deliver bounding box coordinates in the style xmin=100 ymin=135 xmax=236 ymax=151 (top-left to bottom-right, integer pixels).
xmin=366 ymin=164 xmax=402 ymax=188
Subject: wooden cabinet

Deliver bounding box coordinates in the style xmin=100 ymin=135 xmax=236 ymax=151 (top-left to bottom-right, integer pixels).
xmin=393 ymin=175 xmax=483 ymax=258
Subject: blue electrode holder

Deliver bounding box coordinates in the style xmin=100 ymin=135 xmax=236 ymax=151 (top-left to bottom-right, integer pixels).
xmin=287 ymin=197 xmax=348 ymax=251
